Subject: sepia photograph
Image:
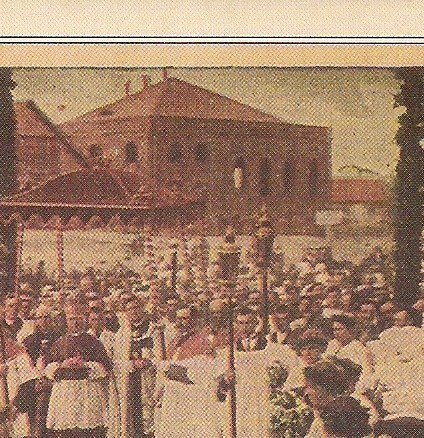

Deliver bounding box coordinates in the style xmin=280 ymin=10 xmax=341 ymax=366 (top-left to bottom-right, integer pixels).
xmin=0 ymin=46 xmax=422 ymax=437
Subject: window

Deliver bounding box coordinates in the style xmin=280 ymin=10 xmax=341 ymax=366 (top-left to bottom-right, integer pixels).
xmin=89 ymin=145 xmax=102 ymax=159
xmin=125 ymin=142 xmax=138 ymax=164
xmin=283 ymin=159 xmax=296 ymax=196
xmin=195 ymin=143 xmax=209 ymax=162
xmin=234 ymin=156 xmax=246 ymax=189
xmin=259 ymin=158 xmax=271 ymax=196
xmin=308 ymin=159 xmax=319 ymax=197
xmin=169 ymin=142 xmax=183 ymax=163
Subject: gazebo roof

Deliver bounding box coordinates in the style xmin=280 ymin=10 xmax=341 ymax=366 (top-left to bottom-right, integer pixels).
xmin=0 ymin=168 xmax=204 ymax=230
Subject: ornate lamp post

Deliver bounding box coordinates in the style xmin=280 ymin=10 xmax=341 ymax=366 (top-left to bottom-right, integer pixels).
xmin=216 ymin=225 xmax=241 ymax=438
xmin=253 ymin=205 xmax=275 ymax=335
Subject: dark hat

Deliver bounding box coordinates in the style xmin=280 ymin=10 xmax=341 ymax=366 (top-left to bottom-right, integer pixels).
xmin=164 ymin=364 xmax=194 ymax=385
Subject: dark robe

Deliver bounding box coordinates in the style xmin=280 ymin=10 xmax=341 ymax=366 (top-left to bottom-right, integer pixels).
xmin=23 ymin=329 xmax=62 ymax=436
xmin=0 ymin=317 xmax=23 ymax=340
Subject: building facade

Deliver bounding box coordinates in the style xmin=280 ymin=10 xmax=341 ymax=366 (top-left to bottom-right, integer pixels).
xmin=60 ymin=76 xmax=332 ymax=234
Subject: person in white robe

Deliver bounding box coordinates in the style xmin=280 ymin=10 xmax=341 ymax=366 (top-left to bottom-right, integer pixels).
xmin=155 ymin=352 xmax=227 ymax=438
xmin=369 ymin=314 xmax=424 ymax=435
xmin=0 ymin=340 xmax=39 ymax=438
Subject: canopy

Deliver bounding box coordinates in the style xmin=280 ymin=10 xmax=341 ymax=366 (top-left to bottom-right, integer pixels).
xmin=0 ymin=168 xmax=205 ymax=230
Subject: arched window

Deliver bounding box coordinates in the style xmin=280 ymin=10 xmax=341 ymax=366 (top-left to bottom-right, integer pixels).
xmin=169 ymin=142 xmax=183 ymax=163
xmin=89 ymin=145 xmax=102 ymax=159
xmin=308 ymin=159 xmax=319 ymax=197
xmin=283 ymin=159 xmax=296 ymax=196
xmin=234 ymin=156 xmax=246 ymax=189
xmin=195 ymin=143 xmax=209 ymax=162
xmin=125 ymin=141 xmax=138 ymax=164
xmin=259 ymin=158 xmax=271 ymax=196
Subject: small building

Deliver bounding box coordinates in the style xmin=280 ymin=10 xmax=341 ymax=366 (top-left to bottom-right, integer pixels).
xmin=61 ymin=75 xmax=332 ymax=234
xmin=331 ymin=178 xmax=391 ymax=235
xmin=14 ymin=100 xmax=88 ymax=189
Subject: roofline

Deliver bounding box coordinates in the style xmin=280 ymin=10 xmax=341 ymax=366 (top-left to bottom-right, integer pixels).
xmin=59 ymin=77 xmax=331 ymax=131
xmin=22 ymin=101 xmax=90 ymax=169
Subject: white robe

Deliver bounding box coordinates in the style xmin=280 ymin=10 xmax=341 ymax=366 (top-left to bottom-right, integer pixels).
xmin=45 ymin=361 xmax=109 ymax=431
xmin=155 ymin=354 xmax=227 ymax=438
xmin=5 ymin=353 xmax=39 ymax=438
xmin=369 ymin=326 xmax=424 ymax=420
xmin=228 ymin=349 xmax=274 ymax=438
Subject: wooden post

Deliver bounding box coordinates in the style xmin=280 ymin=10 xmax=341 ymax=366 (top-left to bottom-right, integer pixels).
xmin=259 ymin=268 xmax=269 ymax=335
xmin=56 ymin=219 xmax=64 ymax=290
xmin=0 ymin=324 xmax=11 ymax=437
xmin=14 ymin=223 xmax=24 ymax=296
xmin=227 ymin=305 xmax=237 ymax=438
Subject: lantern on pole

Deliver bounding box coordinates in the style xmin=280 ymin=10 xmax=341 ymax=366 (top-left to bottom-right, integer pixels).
xmin=216 ymin=225 xmax=241 ymax=438
xmin=253 ymin=205 xmax=275 ymax=335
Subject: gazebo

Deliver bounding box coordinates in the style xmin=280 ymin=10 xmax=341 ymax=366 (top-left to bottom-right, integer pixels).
xmin=0 ymin=167 xmax=205 ymax=291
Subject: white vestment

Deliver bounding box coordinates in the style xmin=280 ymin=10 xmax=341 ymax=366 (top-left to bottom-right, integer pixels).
xmin=155 ymin=354 xmax=226 ymax=438
xmin=228 ymin=349 xmax=274 ymax=438
xmin=45 ymin=361 xmax=109 ymax=430
xmin=6 ymin=353 xmax=39 ymax=438
xmin=369 ymin=326 xmax=424 ymax=420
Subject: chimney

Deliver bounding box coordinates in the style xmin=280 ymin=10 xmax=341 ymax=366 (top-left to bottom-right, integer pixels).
xmin=142 ymin=74 xmax=151 ymax=89
xmin=162 ymin=68 xmax=168 ymax=81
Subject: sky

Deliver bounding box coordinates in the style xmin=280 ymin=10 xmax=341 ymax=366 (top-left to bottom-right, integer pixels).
xmin=12 ymin=67 xmax=401 ymax=178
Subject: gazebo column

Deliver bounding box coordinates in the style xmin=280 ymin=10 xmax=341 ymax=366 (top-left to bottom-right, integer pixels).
xmin=56 ymin=218 xmax=65 ymax=290
xmin=14 ymin=222 xmax=24 ymax=295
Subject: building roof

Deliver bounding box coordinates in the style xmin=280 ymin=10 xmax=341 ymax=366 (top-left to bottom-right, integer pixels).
xmin=60 ymin=77 xmax=300 ymax=135
xmin=14 ymin=100 xmax=88 ymax=168
xmin=0 ymin=168 xmax=204 ymax=229
xmin=331 ymin=179 xmax=387 ymax=204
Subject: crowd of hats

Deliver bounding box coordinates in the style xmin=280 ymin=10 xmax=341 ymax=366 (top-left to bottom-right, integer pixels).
xmin=13 ymin=233 xmax=424 ymax=345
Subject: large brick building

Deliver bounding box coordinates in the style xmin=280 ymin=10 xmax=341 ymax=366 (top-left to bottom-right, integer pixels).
xmin=61 ymin=76 xmax=331 ymax=234
xmin=14 ymin=100 xmax=88 ymax=189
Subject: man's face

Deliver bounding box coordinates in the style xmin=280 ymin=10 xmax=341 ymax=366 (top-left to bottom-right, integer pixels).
xmin=273 ymin=311 xmax=289 ymax=330
xmin=88 ymin=312 xmax=103 ymax=333
xmin=20 ymin=297 xmax=33 ymax=317
xmin=358 ymin=304 xmax=376 ymax=321
xmin=393 ymin=310 xmax=411 ymax=327
xmin=300 ymin=346 xmax=321 ymax=366
xmin=332 ymin=322 xmax=352 ymax=344
xmin=236 ymin=314 xmax=257 ymax=337
xmin=35 ymin=314 xmax=52 ymax=332
xmin=5 ymin=298 xmax=19 ymax=318
xmin=175 ymin=309 xmax=193 ymax=331
xmin=66 ymin=308 xmax=87 ymax=333
xmin=125 ymin=300 xmax=143 ymax=324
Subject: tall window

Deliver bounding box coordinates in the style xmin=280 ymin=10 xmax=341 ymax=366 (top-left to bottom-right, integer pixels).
xmin=89 ymin=145 xmax=102 ymax=159
xmin=234 ymin=156 xmax=246 ymax=189
xmin=308 ymin=159 xmax=319 ymax=197
xmin=259 ymin=158 xmax=271 ymax=196
xmin=169 ymin=142 xmax=183 ymax=163
xmin=195 ymin=143 xmax=209 ymax=162
xmin=283 ymin=159 xmax=296 ymax=196
xmin=125 ymin=142 xmax=138 ymax=164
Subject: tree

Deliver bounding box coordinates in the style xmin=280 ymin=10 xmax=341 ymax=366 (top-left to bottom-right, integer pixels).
xmin=0 ymin=68 xmax=18 ymax=296
xmin=393 ymin=67 xmax=424 ymax=308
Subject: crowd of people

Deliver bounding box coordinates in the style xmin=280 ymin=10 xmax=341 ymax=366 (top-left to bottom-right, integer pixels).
xmin=0 ymin=239 xmax=423 ymax=438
